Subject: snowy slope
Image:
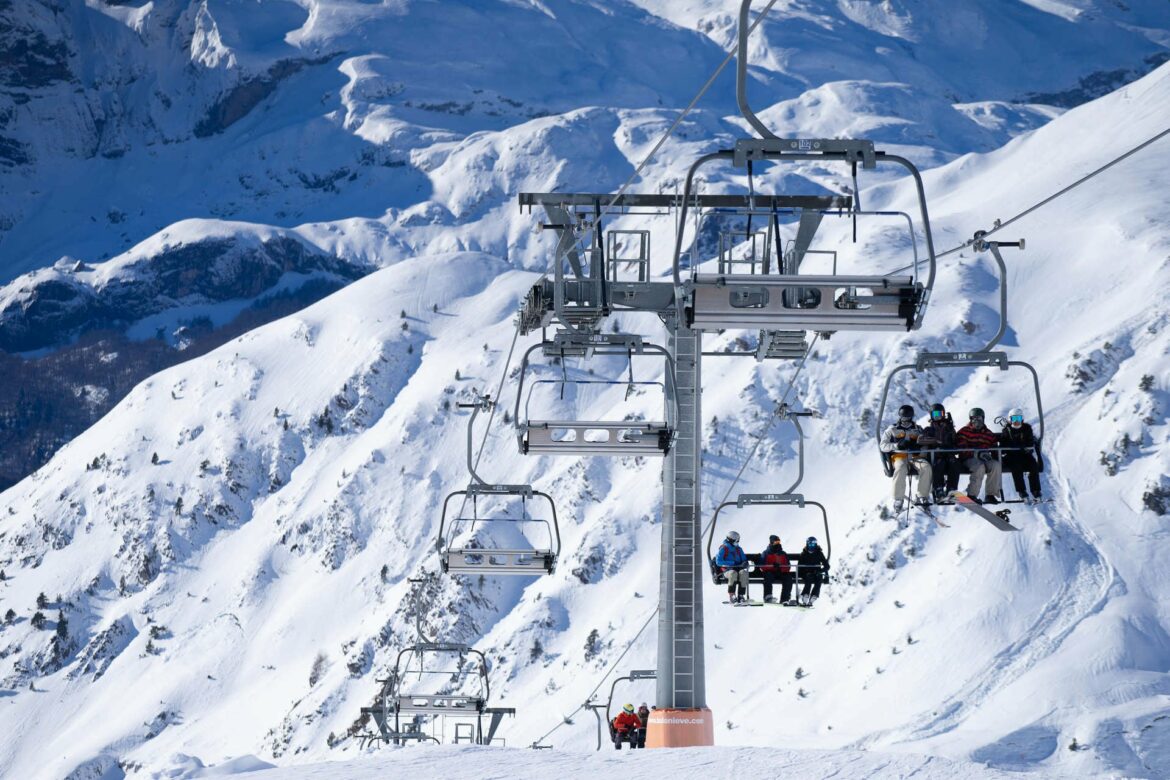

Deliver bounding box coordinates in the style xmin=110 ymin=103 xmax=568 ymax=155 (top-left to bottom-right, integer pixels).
xmin=2 ymin=52 xmax=1170 ymax=778
xmin=153 ymin=743 xmax=1053 ymax=779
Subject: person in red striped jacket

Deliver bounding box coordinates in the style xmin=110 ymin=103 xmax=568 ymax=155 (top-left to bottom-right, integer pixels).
xmin=955 ymin=407 xmax=1003 ymax=504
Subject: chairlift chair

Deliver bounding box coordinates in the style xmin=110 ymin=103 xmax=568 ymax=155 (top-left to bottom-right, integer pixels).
xmin=438 ymin=484 xmax=561 ymax=576
xmin=875 ymin=239 xmax=1045 ymax=490
xmin=704 ymin=493 xmax=832 ymax=588
xmin=514 ymin=332 xmax=677 ymax=457
xmin=586 ymin=669 xmax=657 ymax=751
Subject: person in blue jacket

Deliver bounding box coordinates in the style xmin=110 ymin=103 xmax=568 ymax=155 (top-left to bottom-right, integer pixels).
xmin=715 ymin=530 xmax=749 ymax=603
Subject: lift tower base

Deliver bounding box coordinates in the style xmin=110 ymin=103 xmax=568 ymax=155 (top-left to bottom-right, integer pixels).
xmin=646 ymin=708 xmax=715 ymax=748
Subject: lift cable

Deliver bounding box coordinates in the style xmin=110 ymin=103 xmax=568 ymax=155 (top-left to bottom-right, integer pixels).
xmin=890 ymin=124 xmax=1170 ymax=273
xmin=530 ymin=339 xmax=814 ymax=748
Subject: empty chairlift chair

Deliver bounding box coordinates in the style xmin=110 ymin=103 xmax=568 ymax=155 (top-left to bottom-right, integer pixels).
xmin=438 ymin=484 xmax=561 ymax=576
xmin=514 ymin=332 xmax=676 ymax=457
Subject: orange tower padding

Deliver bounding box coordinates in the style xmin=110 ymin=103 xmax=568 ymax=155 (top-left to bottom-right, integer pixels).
xmin=645 ymin=707 xmax=715 ymax=748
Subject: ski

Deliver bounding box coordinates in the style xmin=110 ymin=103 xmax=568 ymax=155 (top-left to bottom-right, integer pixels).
xmin=723 ymin=599 xmax=764 ymax=606
xmin=916 ymin=502 xmax=948 ymax=528
xmin=950 ymin=492 xmax=1021 ymax=532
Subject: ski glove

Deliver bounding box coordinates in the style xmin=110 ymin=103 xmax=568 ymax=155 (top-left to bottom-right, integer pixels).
xmin=977 ymin=451 xmax=994 ymax=462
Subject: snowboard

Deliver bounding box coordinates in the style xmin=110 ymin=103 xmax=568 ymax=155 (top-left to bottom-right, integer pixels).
xmin=951 ymin=492 xmax=1020 ymax=532
xmin=724 ymin=599 xmax=764 ymax=606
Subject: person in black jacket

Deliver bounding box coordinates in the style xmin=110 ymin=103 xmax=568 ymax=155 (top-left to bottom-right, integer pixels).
xmin=795 ymin=537 xmax=829 ymax=606
xmin=921 ymin=403 xmax=961 ymax=502
xmin=999 ymin=407 xmax=1043 ymax=503
xmin=758 ymin=535 xmax=793 ymax=604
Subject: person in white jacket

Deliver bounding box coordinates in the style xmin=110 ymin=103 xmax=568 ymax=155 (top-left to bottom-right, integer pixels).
xmin=880 ymin=404 xmax=933 ymax=512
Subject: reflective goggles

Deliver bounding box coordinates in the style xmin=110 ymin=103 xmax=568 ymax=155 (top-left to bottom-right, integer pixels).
xmin=930 ymin=409 xmax=944 ymax=419
xmin=1009 ymin=414 xmax=1024 ymax=423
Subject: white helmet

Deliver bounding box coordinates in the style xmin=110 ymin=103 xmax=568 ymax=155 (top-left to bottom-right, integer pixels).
xmin=1008 ymin=407 xmax=1024 ymax=427
xmin=726 ymin=530 xmax=741 ymax=543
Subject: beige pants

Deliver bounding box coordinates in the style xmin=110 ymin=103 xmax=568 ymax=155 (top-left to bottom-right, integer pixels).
xmin=964 ymin=457 xmax=1002 ymax=499
xmin=724 ymin=568 xmax=749 ymax=593
xmin=892 ymin=458 xmax=932 ymax=500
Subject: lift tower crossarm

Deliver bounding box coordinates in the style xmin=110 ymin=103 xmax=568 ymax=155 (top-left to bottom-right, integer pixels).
xmin=519 ymin=192 xmax=851 ymax=211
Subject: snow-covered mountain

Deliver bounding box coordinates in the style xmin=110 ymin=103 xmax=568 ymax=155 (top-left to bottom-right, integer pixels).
xmin=2 ymin=2 xmax=1170 ymax=778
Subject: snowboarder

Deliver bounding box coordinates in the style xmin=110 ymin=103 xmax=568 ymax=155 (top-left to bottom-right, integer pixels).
xmin=715 ymin=531 xmax=749 ymax=603
xmin=758 ymin=535 xmax=793 ymax=604
xmin=956 ymin=407 xmax=1003 ymax=503
xmin=999 ymin=407 xmax=1043 ymax=503
xmin=879 ymin=404 xmax=933 ymax=511
xmin=795 ymin=536 xmax=829 ymax=606
xmin=921 ymin=402 xmax=961 ymax=502
xmin=636 ymin=703 xmax=651 ymax=748
xmin=612 ymin=703 xmax=642 ymax=750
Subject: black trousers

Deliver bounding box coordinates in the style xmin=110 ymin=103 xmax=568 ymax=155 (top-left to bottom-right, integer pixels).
xmin=762 ymin=570 xmax=793 ymax=601
xmin=931 ymin=453 xmax=961 ymax=493
xmin=1002 ymin=451 xmax=1042 ymax=497
xmin=799 ymin=572 xmax=822 ymax=599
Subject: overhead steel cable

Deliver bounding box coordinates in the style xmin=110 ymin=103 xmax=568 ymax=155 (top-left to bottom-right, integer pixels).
xmin=890 ymin=124 xmax=1170 ymax=273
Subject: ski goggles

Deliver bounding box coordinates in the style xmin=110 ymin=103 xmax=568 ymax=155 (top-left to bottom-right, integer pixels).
xmin=1009 ymin=414 xmax=1024 ymax=423
xmin=930 ymin=409 xmax=944 ymax=419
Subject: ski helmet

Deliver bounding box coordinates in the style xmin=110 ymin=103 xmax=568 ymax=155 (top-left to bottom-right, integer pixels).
xmin=623 ymin=703 xmax=635 ymax=713
xmin=898 ymin=404 xmax=914 ymax=420
xmin=969 ymin=407 xmax=985 ymax=421
xmin=726 ymin=530 xmax=740 ymax=543
xmin=929 ymin=403 xmax=946 ymax=420
xmin=1008 ymin=407 xmax=1024 ymax=427
xmin=806 ymin=536 xmax=818 ymax=547
xmin=769 ymin=534 xmax=780 ymax=544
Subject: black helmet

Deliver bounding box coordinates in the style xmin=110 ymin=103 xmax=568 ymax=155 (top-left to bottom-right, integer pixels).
xmin=929 ymin=403 xmax=946 ymax=420
xmin=969 ymin=407 xmax=985 ymax=421
xmin=897 ymin=404 xmax=914 ymax=420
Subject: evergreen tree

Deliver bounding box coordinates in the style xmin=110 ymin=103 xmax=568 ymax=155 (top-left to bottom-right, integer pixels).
xmin=35 ymin=592 xmax=47 ymax=609
xmin=31 ymin=611 xmax=45 ymax=629
xmin=55 ymin=610 xmax=68 ymax=639
xmin=151 ymin=451 xmax=159 ymax=465
xmin=3 ymin=608 xmax=14 ymax=624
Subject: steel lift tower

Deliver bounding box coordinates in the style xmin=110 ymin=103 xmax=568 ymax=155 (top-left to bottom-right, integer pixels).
xmin=509 ymin=0 xmax=937 ymax=747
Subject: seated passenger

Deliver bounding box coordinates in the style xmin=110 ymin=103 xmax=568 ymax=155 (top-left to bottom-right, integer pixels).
xmin=636 ymin=704 xmax=651 ymax=748
xmin=879 ymin=404 xmax=933 ymax=512
xmin=715 ymin=531 xmax=750 ymax=604
xmin=956 ymin=407 xmax=1003 ymax=504
xmin=758 ymin=535 xmax=793 ymax=604
xmin=612 ymin=703 xmax=642 ymax=750
xmin=796 ymin=537 xmax=829 ymax=606
xmin=999 ymin=407 xmax=1043 ymax=504
xmin=921 ymin=403 xmax=961 ymax=502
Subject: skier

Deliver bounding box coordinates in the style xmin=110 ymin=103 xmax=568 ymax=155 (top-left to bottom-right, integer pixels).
xmin=999 ymin=407 xmax=1043 ymax=503
xmin=715 ymin=530 xmax=750 ymax=603
xmin=879 ymin=404 xmax=933 ymax=511
xmin=921 ymin=402 xmax=960 ymax=503
xmin=758 ymin=535 xmax=793 ymax=604
xmin=955 ymin=407 xmax=1003 ymax=503
xmin=636 ymin=703 xmax=651 ymax=748
xmin=611 ymin=703 xmax=642 ymax=750
xmin=794 ymin=536 xmax=829 ymax=606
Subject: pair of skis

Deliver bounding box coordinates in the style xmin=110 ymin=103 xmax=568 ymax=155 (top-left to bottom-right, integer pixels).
xmin=724 ymin=599 xmax=814 ymax=608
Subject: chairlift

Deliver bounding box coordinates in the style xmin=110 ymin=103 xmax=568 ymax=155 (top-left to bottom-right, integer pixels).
xmin=702 ymin=408 xmax=831 ymax=590
xmin=875 ymin=238 xmax=1045 ymax=494
xmin=437 ymin=394 xmax=561 ymax=576
xmin=438 ymin=484 xmax=560 ymax=576
xmin=671 ymin=141 xmax=937 ymax=334
xmin=704 ymin=493 xmax=832 ymax=590
xmin=513 ymin=331 xmax=676 ymax=457
xmin=585 ymin=669 xmax=657 ymax=751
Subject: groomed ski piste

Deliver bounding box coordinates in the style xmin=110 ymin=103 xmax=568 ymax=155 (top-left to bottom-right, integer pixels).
xmin=1 ymin=2 xmax=1170 ymax=779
